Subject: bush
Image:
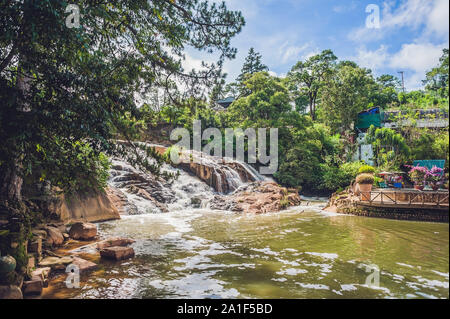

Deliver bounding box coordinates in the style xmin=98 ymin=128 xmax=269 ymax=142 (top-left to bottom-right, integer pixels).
xmin=356 ymin=173 xmax=375 ymax=185
xmin=319 ymin=161 xmax=365 ymax=192
xmin=358 ymin=165 xmax=375 ymax=174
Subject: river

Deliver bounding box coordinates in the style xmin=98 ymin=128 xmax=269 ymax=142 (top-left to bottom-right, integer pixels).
xmin=43 ymin=162 xmax=449 ymax=299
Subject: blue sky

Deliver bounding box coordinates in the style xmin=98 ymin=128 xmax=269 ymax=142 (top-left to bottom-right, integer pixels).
xmin=185 ymin=0 xmax=449 ymax=91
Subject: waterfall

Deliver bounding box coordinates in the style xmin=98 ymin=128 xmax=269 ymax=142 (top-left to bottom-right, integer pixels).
xmin=108 ymin=143 xmax=273 ymax=215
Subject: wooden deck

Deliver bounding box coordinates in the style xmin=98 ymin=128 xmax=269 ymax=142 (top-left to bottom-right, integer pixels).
xmin=355 ymin=189 xmax=449 ymax=211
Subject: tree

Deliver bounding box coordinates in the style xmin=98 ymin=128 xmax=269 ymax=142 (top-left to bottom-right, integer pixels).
xmin=288 ymin=49 xmax=337 ymax=120
xmin=0 ymin=0 xmax=244 ymax=205
xmin=236 ymin=48 xmax=268 ymax=83
xmin=370 ymin=74 xmax=401 ymax=108
xmin=424 ymin=49 xmax=449 ymax=98
xmin=227 ymin=72 xmax=292 ymax=127
xmin=320 ymin=65 xmax=376 ymax=133
xmin=365 ymin=126 xmax=410 ymax=168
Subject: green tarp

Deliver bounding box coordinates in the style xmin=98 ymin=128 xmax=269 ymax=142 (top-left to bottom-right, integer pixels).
xmin=413 ymin=160 xmax=446 ymax=173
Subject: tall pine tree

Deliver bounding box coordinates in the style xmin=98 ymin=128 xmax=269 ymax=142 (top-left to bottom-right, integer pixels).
xmin=236 ymin=48 xmax=268 ymax=82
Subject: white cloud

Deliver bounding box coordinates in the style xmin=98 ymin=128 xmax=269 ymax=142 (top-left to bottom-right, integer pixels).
xmin=354 ymin=45 xmax=389 ymax=71
xmin=352 ymin=41 xmax=447 ymax=90
xmin=349 ymin=0 xmax=449 ymax=42
xmin=426 ymin=0 xmax=449 ymax=37
xmin=279 ymin=42 xmax=312 ymax=64
xmin=389 ymin=42 xmax=444 ymax=72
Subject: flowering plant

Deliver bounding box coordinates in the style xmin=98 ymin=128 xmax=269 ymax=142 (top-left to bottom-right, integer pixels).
xmin=408 ymin=165 xmax=428 ymax=184
xmin=426 ymin=166 xmax=444 ymax=183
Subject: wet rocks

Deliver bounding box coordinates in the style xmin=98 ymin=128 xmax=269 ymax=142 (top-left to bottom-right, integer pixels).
xmin=71 ymin=257 xmax=97 ymax=274
xmin=211 ymin=182 xmax=301 ymax=214
xmin=97 ymin=237 xmax=135 ymax=250
xmin=69 ymin=222 xmax=97 ymax=240
xmin=108 ymin=160 xmax=175 ymax=214
xmin=38 ymin=256 xmax=73 ymax=270
xmin=31 ymin=267 xmax=51 ymax=288
xmin=44 ymin=226 xmax=64 ymax=247
xmin=100 ymin=246 xmax=135 ymax=261
xmin=22 ymin=278 xmax=43 ymax=296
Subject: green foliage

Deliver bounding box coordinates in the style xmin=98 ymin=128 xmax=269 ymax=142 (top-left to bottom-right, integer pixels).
xmin=0 ymin=0 xmax=245 ymax=201
xmin=424 ymin=49 xmax=449 ymax=98
xmin=320 ymin=65 xmax=376 ymax=133
xmin=358 ymin=165 xmax=375 ymax=174
xmin=320 ymin=161 xmax=366 ymax=192
xmin=366 ymin=126 xmax=410 ymax=167
xmin=356 ymin=173 xmax=375 ymax=185
xmin=288 ymin=49 xmax=337 ymax=120
xmin=236 ymin=48 xmax=268 ymax=84
xmin=32 ymin=140 xmax=111 ymax=194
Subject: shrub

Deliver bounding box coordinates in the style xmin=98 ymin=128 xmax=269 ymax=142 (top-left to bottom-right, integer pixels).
xmin=358 ymin=165 xmax=375 ymax=174
xmin=356 ymin=173 xmax=375 ymax=185
xmin=319 ymin=161 xmax=365 ymax=192
xmin=408 ymin=165 xmax=428 ymax=184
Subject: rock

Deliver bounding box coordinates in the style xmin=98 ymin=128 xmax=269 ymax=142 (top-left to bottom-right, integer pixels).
xmin=97 ymin=237 xmax=136 ymax=250
xmin=191 ymin=197 xmax=202 ymax=208
xmin=0 ymin=285 xmax=23 ymax=299
xmin=32 ymin=229 xmax=47 ymax=239
xmin=69 ymin=222 xmax=97 ymax=240
xmin=100 ymin=246 xmax=135 ymax=261
xmin=38 ymin=256 xmax=73 ymax=270
xmin=210 ymin=181 xmax=302 ymax=214
xmin=28 ymin=238 xmax=42 ymax=255
xmin=0 ymin=255 xmax=16 ymax=274
xmin=27 ymin=255 xmax=35 ymax=270
xmin=45 ymin=226 xmax=64 ymax=247
xmin=31 ymin=267 xmax=51 ymax=284
xmin=22 ymin=278 xmax=43 ymax=296
xmin=72 ymin=257 xmax=97 ymax=274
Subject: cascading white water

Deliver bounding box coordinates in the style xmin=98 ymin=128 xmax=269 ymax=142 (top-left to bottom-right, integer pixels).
xmin=109 ymin=142 xmax=273 ymax=214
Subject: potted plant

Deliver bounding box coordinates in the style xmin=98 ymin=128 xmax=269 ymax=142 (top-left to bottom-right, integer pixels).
xmin=426 ymin=166 xmax=444 ymax=191
xmin=356 ymin=173 xmax=375 ymax=201
xmin=408 ymin=166 xmax=428 ymax=190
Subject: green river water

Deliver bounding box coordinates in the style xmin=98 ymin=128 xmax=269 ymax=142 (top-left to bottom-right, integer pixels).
xmin=43 ymin=203 xmax=449 ymax=299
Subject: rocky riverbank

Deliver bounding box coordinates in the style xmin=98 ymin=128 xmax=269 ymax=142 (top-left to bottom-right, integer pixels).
xmin=0 ymin=221 xmax=136 ymax=299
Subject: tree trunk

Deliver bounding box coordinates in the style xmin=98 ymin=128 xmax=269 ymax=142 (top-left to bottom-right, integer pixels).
xmin=0 ymin=166 xmax=23 ymax=202
xmin=0 ymin=53 xmax=31 ymax=203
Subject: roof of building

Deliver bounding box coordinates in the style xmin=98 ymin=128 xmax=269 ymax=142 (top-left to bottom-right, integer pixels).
xmin=216 ymin=97 xmax=235 ymax=107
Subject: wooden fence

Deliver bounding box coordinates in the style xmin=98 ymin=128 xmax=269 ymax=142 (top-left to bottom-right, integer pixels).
xmin=357 ymin=190 xmax=449 ymax=210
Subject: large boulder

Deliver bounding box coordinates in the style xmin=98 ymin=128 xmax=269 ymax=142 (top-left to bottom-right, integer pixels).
xmin=0 ymin=285 xmax=23 ymax=299
xmin=69 ymin=222 xmax=97 ymax=240
xmin=211 ymin=182 xmax=301 ymax=214
xmin=0 ymin=255 xmax=16 ymax=274
xmin=45 ymin=226 xmax=64 ymax=247
xmin=100 ymin=246 xmax=135 ymax=261
xmin=22 ymin=278 xmax=43 ymax=296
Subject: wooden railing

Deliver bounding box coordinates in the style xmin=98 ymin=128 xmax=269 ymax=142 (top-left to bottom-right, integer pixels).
xmin=357 ymin=189 xmax=449 ymax=210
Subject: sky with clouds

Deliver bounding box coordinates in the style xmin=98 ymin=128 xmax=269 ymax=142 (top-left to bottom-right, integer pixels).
xmin=185 ymin=0 xmax=449 ymax=91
